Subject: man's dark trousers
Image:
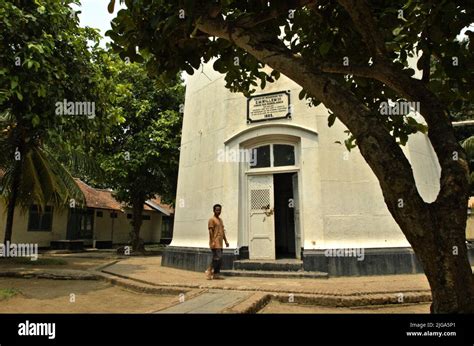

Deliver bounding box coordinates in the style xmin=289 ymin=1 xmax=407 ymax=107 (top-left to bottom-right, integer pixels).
xmin=211 ymin=249 xmax=223 ymax=274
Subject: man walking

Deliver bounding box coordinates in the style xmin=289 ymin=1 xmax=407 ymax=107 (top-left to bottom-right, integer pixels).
xmin=206 ymin=204 xmax=229 ymax=280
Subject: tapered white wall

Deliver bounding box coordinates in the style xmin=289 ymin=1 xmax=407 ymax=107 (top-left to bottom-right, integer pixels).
xmin=172 ymin=61 xmax=442 ymax=251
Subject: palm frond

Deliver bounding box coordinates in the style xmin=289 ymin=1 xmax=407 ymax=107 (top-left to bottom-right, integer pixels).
xmin=2 ymin=146 xmax=85 ymax=212
xmin=41 ymin=148 xmax=86 ymax=208
xmin=16 ymin=150 xmax=47 ymax=209
xmin=0 ymin=111 xmax=16 ymax=170
xmin=462 ymin=136 xmax=474 ymax=161
xmin=47 ymin=143 xmax=105 ymax=183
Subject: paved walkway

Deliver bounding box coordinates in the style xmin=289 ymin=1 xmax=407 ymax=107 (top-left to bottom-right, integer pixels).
xmin=101 ymin=256 xmax=432 ymax=296
xmin=157 ymin=290 xmax=251 ymax=313
xmin=7 ymin=255 xmax=470 ymax=313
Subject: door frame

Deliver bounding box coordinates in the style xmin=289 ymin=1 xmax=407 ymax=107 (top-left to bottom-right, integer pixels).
xmin=241 ymin=167 xmax=304 ymax=258
xmin=66 ymin=208 xmax=94 ymax=245
xmin=244 ymin=168 xmax=301 ymax=260
xmin=239 ymin=137 xmax=303 ymax=260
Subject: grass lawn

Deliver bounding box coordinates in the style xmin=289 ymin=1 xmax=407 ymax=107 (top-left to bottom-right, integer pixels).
xmin=0 ymin=288 xmax=19 ymax=301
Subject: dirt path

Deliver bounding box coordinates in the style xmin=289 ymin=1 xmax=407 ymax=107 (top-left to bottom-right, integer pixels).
xmin=0 ymin=278 xmax=182 ymax=313
xmin=259 ymin=300 xmax=431 ymax=313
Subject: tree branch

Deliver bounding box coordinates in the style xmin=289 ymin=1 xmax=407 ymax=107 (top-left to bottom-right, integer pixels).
xmin=319 ymin=62 xmax=379 ymax=79
xmin=337 ymin=0 xmax=387 ymax=58
xmin=369 ymin=62 xmax=469 ymax=206
xmin=319 ymin=0 xmax=466 ymax=207
xmin=320 ymin=55 xmax=468 ymax=208
xmin=196 ymin=16 xmax=433 ymax=239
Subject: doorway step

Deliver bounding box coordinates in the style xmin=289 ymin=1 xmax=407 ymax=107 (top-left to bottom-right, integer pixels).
xmin=221 ymin=259 xmax=328 ymax=279
xmin=50 ymin=240 xmax=84 ymax=251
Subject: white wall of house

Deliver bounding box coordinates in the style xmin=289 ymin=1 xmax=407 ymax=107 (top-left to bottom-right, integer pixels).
xmin=0 ymin=205 xmax=68 ymax=247
xmin=0 ymin=203 xmax=164 ymax=247
xmin=94 ymin=209 xmax=116 ymax=242
xmin=91 ymin=209 xmax=163 ymax=245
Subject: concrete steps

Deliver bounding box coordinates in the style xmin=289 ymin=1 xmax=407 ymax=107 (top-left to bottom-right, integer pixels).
xmin=233 ymin=259 xmax=304 ymax=272
xmin=220 ymin=269 xmax=328 ymax=279
xmin=221 ymin=259 xmax=328 ymax=279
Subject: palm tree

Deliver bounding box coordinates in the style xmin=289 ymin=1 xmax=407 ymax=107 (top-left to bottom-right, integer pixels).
xmin=461 ymin=136 xmax=474 ymax=196
xmin=0 ymin=113 xmax=85 ymax=244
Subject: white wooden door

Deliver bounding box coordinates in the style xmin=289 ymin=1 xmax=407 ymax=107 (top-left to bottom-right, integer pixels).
xmin=292 ymin=173 xmax=302 ymax=259
xmin=248 ymin=175 xmax=275 ymax=260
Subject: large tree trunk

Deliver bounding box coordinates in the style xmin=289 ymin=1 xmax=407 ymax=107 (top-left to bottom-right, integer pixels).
xmin=130 ymin=197 xmax=145 ymax=252
xmin=3 ymin=162 xmax=21 ymax=245
xmin=416 ymin=223 xmax=474 ymax=313
xmin=196 ymin=16 xmax=474 ymax=312
xmin=392 ymin=200 xmax=474 ymax=313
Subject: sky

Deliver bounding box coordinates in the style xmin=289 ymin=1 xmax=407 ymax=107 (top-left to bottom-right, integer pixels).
xmin=72 ymin=0 xmax=126 ymax=47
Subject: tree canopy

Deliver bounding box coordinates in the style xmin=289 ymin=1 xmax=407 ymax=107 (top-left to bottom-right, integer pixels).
xmin=96 ymin=56 xmax=183 ymax=250
xmin=108 ymin=0 xmax=473 ymax=147
xmin=98 ymin=57 xmax=183 ymax=205
xmin=1 ymin=0 xmax=117 ymax=149
xmin=0 ymin=0 xmax=118 ymax=243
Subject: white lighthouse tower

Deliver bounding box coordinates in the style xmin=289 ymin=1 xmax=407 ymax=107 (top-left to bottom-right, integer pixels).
xmin=162 ymin=61 xmax=441 ymax=276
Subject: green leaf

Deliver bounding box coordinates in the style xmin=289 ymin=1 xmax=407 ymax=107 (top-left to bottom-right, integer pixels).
xmin=32 ymin=115 xmax=40 ymax=127
xmin=319 ymin=41 xmax=331 ymax=56
xmin=107 ymin=0 xmax=116 ymax=14
xmin=298 ymin=89 xmax=306 ymax=100
xmin=399 ymin=133 xmax=409 ymax=146
xmin=406 ymin=116 xmax=415 ymax=125
xmin=184 ymin=64 xmax=194 ymax=75
xmin=328 ymin=113 xmax=337 ymax=127
xmin=344 ymin=137 xmax=357 ymax=151
xmin=392 ymin=27 xmax=403 ymax=36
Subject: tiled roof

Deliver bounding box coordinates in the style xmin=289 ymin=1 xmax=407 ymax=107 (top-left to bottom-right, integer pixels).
xmin=75 ymin=179 xmax=122 ymax=211
xmin=0 ymin=172 xmax=173 ymax=213
xmin=74 ymin=179 xmax=173 ymax=214
xmin=146 ymin=197 xmax=174 ymax=216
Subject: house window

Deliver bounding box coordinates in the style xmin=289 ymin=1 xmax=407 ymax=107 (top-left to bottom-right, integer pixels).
xmin=28 ymin=205 xmax=53 ymax=232
xmin=67 ymin=208 xmax=94 ymax=240
xmin=161 ymin=216 xmax=173 ymax=239
xmin=110 ymin=212 xmax=118 ymax=218
xmin=250 ymin=145 xmax=271 ymax=168
xmin=81 ymin=209 xmax=94 ymax=239
xmin=249 ymin=144 xmax=296 ymax=169
xmin=96 ymin=211 xmax=103 ymax=217
xmin=273 ymin=144 xmax=295 ymax=166
xmin=126 ymin=214 xmax=150 ymax=220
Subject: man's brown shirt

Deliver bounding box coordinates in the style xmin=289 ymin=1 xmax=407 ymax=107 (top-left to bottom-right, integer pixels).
xmin=208 ymin=216 xmax=226 ymax=249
